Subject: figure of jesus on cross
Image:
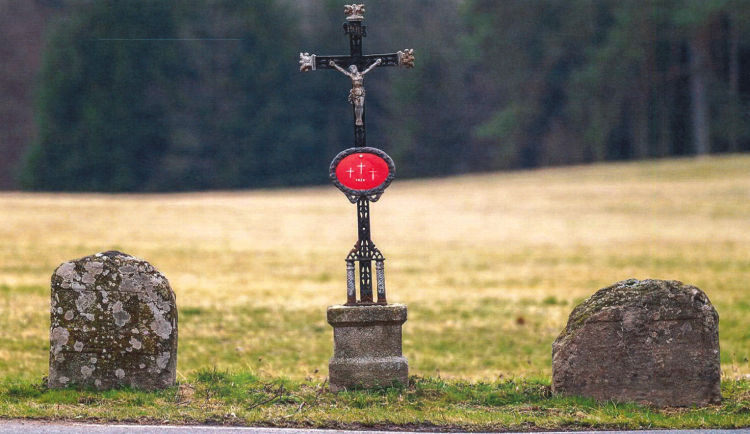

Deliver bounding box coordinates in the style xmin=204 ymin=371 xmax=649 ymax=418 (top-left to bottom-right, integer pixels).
xmin=301 ymin=4 xmax=414 ymax=306
xmin=330 ymin=58 xmax=381 ymax=126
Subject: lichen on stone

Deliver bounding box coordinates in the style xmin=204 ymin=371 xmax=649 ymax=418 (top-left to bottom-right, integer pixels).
xmin=48 ymin=251 xmax=177 ymax=390
xmin=555 ymin=278 xmax=716 ymax=346
xmin=111 ymin=301 xmax=131 ymax=327
xmin=50 ymin=327 xmax=69 ymax=356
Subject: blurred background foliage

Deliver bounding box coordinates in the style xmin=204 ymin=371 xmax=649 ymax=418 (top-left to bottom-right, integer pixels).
xmin=1 ymin=0 xmax=750 ymax=191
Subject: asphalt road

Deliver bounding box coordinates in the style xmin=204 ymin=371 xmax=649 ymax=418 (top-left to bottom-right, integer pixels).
xmin=1 ymin=422 xmax=750 ymax=434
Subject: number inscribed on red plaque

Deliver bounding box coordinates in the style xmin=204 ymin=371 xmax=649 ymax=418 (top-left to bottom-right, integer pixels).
xmin=335 ymin=152 xmax=390 ymax=191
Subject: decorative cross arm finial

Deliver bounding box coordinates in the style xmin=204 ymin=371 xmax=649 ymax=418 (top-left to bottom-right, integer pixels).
xmin=398 ymin=49 xmax=415 ymax=69
xmin=345 ymin=4 xmax=365 ymax=21
xmin=300 ymin=52 xmax=316 ymax=72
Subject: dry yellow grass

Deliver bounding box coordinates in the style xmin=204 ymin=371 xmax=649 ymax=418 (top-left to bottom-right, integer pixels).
xmin=1 ymin=154 xmax=749 ymax=380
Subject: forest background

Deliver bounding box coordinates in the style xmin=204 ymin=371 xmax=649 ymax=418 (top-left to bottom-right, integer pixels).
xmin=1 ymin=0 xmax=750 ymax=192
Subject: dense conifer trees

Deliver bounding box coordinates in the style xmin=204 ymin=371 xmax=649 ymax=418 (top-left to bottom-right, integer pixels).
xmin=18 ymin=0 xmax=750 ymax=191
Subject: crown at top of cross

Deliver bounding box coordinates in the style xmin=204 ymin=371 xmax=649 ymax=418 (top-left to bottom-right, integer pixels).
xmin=345 ymin=4 xmax=365 ymax=21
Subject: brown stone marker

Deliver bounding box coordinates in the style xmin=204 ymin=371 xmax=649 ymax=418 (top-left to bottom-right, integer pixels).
xmin=552 ymin=279 xmax=721 ymax=407
xmin=49 ymin=251 xmax=177 ymax=390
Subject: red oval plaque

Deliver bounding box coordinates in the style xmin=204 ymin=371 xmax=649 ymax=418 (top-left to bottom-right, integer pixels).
xmin=335 ymin=152 xmax=390 ymax=191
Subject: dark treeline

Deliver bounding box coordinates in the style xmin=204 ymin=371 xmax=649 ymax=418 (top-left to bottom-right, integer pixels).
xmin=13 ymin=0 xmax=750 ymax=192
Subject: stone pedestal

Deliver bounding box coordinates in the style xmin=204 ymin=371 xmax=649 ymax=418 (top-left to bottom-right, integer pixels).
xmin=327 ymin=304 xmax=408 ymax=391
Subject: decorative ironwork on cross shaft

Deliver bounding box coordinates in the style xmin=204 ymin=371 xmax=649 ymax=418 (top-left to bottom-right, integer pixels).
xmin=301 ymin=4 xmax=414 ymax=306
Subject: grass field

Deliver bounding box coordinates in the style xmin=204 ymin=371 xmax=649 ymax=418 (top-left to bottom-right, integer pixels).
xmin=2 ymin=154 xmax=750 ymax=383
xmin=2 ymin=155 xmax=750 ymax=428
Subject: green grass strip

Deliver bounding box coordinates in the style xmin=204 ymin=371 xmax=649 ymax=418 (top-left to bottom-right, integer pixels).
xmin=1 ymin=372 xmax=750 ymax=430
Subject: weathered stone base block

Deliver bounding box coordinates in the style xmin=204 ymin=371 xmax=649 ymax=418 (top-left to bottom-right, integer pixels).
xmin=552 ymin=279 xmax=721 ymax=407
xmin=327 ymin=304 xmax=408 ymax=391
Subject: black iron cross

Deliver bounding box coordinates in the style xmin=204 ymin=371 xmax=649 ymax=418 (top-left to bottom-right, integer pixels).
xmin=301 ymin=4 xmax=413 ymax=306
xmin=299 ymin=4 xmax=414 ymax=148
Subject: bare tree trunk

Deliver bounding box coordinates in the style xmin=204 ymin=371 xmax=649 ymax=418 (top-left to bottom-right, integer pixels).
xmin=729 ymin=17 xmax=740 ymax=153
xmin=0 ymin=1 xmax=58 ymax=189
xmin=656 ymin=42 xmax=680 ymax=157
xmin=632 ymin=86 xmax=650 ymax=159
xmin=640 ymin=29 xmax=660 ymax=159
xmin=689 ymin=28 xmax=711 ymax=155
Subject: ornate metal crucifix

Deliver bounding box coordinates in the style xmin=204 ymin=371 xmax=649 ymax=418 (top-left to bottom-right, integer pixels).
xmin=300 ymin=4 xmax=414 ymax=306
xmin=300 ymin=4 xmax=414 ymax=147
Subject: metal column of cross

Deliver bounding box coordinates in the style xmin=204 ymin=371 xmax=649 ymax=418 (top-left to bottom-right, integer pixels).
xmin=301 ymin=4 xmax=413 ymax=305
xmin=343 ymin=196 xmax=385 ymax=304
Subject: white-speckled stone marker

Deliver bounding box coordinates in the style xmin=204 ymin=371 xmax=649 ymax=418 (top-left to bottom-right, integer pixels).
xmin=49 ymin=251 xmax=177 ymax=390
xmin=328 ymin=304 xmax=408 ymax=391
